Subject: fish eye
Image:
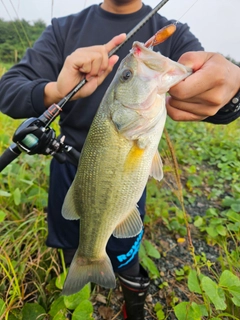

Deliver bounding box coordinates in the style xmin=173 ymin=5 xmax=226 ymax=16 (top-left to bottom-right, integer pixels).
xmin=120 ymin=69 xmax=133 ymax=82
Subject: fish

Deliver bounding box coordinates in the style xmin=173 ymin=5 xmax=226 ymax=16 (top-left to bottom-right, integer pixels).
xmin=61 ymin=36 xmax=192 ymax=296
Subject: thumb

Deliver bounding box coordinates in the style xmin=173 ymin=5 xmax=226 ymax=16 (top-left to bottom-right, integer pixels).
xmin=178 ymin=51 xmax=214 ymax=72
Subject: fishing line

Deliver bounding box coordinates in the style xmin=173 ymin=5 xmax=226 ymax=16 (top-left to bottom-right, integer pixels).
xmin=8 ymin=0 xmax=31 ymax=46
xmin=51 ymin=0 xmax=54 ymax=19
xmin=1 ymin=0 xmax=14 ymax=21
xmin=0 ymin=0 xmax=27 ymax=49
xmin=174 ymin=0 xmax=200 ymax=25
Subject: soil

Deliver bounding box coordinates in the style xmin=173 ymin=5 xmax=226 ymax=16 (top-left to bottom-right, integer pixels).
xmin=90 ymin=192 xmax=222 ymax=320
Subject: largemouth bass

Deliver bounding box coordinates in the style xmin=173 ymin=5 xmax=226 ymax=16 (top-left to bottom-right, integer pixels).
xmin=61 ymin=39 xmax=191 ymax=295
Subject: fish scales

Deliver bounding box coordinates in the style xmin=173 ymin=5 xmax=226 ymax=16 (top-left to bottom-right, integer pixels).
xmin=61 ymin=41 xmax=192 ymax=295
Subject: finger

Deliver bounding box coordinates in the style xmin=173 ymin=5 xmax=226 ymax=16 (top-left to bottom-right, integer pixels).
xmin=79 ymin=78 xmax=98 ymax=97
xmin=108 ymin=55 xmax=120 ymax=68
xmin=166 ymin=96 xmax=220 ymax=118
xmin=81 ymin=55 xmax=120 ymax=94
xmin=169 ymin=85 xmax=226 ymax=108
xmin=169 ymin=69 xmax=217 ymax=101
xmin=166 ymin=103 xmax=206 ymax=121
xmin=169 ymin=51 xmax=218 ymax=100
xmin=105 ymin=33 xmax=127 ymax=54
xmin=95 ymin=56 xmax=120 ymax=86
xmin=177 ymin=51 xmax=213 ymax=70
xmin=86 ymin=55 xmax=104 ymax=77
xmin=76 ymin=52 xmax=101 ymax=74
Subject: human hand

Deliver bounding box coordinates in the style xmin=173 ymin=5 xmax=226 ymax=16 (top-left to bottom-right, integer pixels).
xmin=166 ymin=51 xmax=240 ymax=121
xmin=44 ymin=33 xmax=126 ymax=106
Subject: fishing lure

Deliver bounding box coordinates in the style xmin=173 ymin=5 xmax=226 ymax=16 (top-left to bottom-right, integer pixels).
xmin=145 ymin=23 xmax=176 ymax=48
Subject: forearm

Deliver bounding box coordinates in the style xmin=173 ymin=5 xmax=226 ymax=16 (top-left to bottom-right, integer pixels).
xmin=0 ymin=72 xmax=48 ymax=119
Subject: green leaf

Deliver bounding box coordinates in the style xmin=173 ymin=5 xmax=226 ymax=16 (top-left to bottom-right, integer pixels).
xmin=143 ymin=240 xmax=161 ymax=259
xmin=175 ymin=269 xmax=184 ymax=276
xmin=139 ymin=243 xmax=146 ymax=258
xmin=72 ymin=300 xmax=93 ymax=320
xmin=174 ymin=301 xmax=207 ymax=320
xmin=0 ymin=210 xmax=6 ymax=222
xmin=219 ymin=270 xmax=240 ymax=287
xmin=188 ymin=269 xmax=202 ymax=294
xmin=8 ymin=314 xmax=19 ymax=320
xmin=222 ymin=197 xmax=235 ymax=207
xmin=141 ymin=256 xmax=160 ymax=279
xmin=209 ymin=218 xmax=223 ymax=225
xmin=194 ymin=217 xmax=203 ymax=227
xmin=174 ymin=302 xmax=189 ymax=320
xmin=0 ymin=190 xmax=11 ymax=197
xmin=56 ymin=271 xmax=67 ymax=289
xmin=219 ymin=270 xmax=240 ymax=306
xmin=191 ymin=302 xmax=208 ymax=317
xmin=233 ymin=184 xmax=240 ymax=193
xmin=231 ymin=291 xmax=240 ymax=307
xmin=156 ymin=309 xmax=165 ymax=320
xmin=49 ymin=296 xmax=67 ymax=317
xmin=215 ymin=225 xmax=227 ymax=236
xmin=0 ymin=298 xmax=6 ymax=317
xmin=64 ymin=284 xmax=91 ymax=310
xmin=206 ymin=208 xmax=218 ymax=217
xmin=13 ymin=187 xmax=21 ymax=205
xmin=226 ymin=210 xmax=240 ymax=222
xmin=53 ymin=310 xmax=70 ymax=320
xmin=22 ymin=303 xmax=46 ymax=320
xmin=154 ymin=302 xmax=163 ymax=312
xmin=231 ymin=202 xmax=240 ymax=213
xmin=201 ymin=276 xmax=226 ymax=310
xmin=206 ymin=227 xmax=218 ymax=238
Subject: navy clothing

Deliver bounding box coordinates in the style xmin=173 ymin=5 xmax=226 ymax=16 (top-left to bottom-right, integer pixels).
xmin=0 ymin=4 xmax=204 ymax=151
xmin=0 ymin=4 xmax=205 ymax=271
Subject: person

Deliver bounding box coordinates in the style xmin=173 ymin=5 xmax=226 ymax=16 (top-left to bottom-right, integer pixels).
xmin=0 ymin=1 xmax=239 ymax=319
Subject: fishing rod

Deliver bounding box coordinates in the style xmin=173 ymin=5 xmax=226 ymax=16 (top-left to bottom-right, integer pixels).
xmin=0 ymin=0 xmax=170 ymax=172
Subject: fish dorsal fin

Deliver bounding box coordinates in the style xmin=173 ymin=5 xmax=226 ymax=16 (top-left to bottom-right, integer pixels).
xmin=62 ymin=186 xmax=80 ymax=220
xmin=113 ymin=207 xmax=143 ymax=238
xmin=149 ymin=150 xmax=163 ymax=181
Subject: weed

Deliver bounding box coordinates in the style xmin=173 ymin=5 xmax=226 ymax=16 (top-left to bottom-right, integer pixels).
xmin=1 ymin=103 xmax=240 ymax=318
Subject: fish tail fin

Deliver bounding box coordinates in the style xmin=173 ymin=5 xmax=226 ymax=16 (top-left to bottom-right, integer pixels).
xmin=62 ymin=249 xmax=116 ymax=296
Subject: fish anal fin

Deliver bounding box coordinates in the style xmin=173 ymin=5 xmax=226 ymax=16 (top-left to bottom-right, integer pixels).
xmin=113 ymin=207 xmax=143 ymax=238
xmin=150 ymin=150 xmax=163 ymax=181
xmin=62 ymin=186 xmax=80 ymax=220
xmin=62 ymin=250 xmax=116 ymax=296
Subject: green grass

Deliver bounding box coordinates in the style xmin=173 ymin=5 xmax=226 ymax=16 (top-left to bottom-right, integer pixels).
xmin=0 ymin=111 xmax=240 ymax=319
xmin=0 ymin=63 xmax=13 ymax=77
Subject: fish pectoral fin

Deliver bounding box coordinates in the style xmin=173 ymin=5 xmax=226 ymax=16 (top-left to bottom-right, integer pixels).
xmin=113 ymin=207 xmax=143 ymax=238
xmin=62 ymin=186 xmax=80 ymax=220
xmin=62 ymin=250 xmax=116 ymax=296
xmin=149 ymin=150 xmax=163 ymax=181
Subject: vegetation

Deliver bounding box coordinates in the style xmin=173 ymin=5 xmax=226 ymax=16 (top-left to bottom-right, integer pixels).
xmin=0 ymin=19 xmax=46 ymax=63
xmin=0 ymin=106 xmax=239 ymax=319
xmin=0 ymin=16 xmax=240 ymax=320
